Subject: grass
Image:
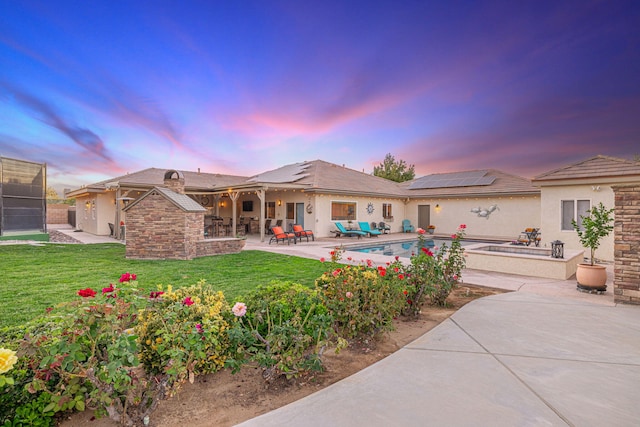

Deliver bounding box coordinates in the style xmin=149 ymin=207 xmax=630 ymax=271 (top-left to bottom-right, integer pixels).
xmin=0 ymin=232 xmax=49 ymax=241
xmin=0 ymin=243 xmax=328 ymax=328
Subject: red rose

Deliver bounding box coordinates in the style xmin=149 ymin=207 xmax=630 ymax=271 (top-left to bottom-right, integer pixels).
xmin=102 ymin=284 xmax=115 ymax=294
xmin=183 ymin=296 xmax=195 ymax=306
xmin=78 ymin=288 xmax=97 ymax=298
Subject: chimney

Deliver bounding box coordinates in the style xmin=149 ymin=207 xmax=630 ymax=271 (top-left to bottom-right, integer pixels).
xmin=163 ymin=170 xmax=185 ymax=194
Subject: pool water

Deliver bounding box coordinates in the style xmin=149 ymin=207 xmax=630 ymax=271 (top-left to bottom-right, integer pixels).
xmin=348 ymin=238 xmax=491 ymax=258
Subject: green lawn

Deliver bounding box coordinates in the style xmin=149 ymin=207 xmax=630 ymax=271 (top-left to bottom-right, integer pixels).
xmin=0 ymin=244 xmax=328 ymax=328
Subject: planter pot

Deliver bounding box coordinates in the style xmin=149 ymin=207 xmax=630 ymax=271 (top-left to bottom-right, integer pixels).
xmin=576 ymin=263 xmax=607 ymax=292
xmin=427 ymin=228 xmax=435 ymax=234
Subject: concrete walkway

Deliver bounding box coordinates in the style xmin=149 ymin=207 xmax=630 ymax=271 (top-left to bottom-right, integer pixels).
xmin=237 ymin=291 xmax=640 ymax=426
xmin=238 ymin=235 xmax=639 ymax=426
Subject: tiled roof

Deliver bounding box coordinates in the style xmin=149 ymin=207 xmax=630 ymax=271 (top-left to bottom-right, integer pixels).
xmin=68 ymin=160 xmax=537 ymax=199
xmin=78 ymin=168 xmax=248 ymax=191
xmin=400 ymin=169 xmax=538 ymax=197
xmin=533 ymin=155 xmax=640 ymax=182
xmin=296 ymin=160 xmax=405 ymax=197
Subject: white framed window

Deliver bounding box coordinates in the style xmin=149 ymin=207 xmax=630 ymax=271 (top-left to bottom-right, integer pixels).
xmin=382 ymin=203 xmax=393 ymax=219
xmin=331 ymin=201 xmax=356 ymax=221
xmin=561 ymin=199 xmax=590 ymax=231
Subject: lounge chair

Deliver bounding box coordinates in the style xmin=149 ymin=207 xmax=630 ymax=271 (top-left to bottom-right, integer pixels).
xmin=358 ymin=222 xmax=382 ymax=237
xmin=402 ymin=219 xmax=415 ymax=233
xmin=292 ymin=224 xmax=314 ymax=242
xmin=334 ymin=222 xmax=367 ymax=238
xmin=378 ymin=222 xmax=390 ymax=234
xmin=269 ymin=226 xmax=296 ymax=245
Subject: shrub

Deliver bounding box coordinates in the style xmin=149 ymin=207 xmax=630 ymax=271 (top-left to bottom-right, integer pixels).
xmin=316 ymin=250 xmax=406 ymax=338
xmin=226 ymin=281 xmax=333 ymax=382
xmin=136 ymin=281 xmax=230 ymax=392
xmin=403 ymin=225 xmax=467 ymax=315
xmin=15 ymin=274 xmax=159 ymax=426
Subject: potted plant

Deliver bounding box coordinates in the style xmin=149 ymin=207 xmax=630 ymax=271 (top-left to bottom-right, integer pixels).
xmin=571 ymin=202 xmax=614 ymax=291
xmin=427 ymin=225 xmax=436 ymax=234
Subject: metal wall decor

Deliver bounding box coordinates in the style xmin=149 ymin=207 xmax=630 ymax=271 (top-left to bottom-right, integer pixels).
xmin=470 ymin=204 xmax=498 ymax=219
xmin=366 ymin=203 xmax=374 ymax=214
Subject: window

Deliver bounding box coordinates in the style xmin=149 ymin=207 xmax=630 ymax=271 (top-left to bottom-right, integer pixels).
xmin=331 ymin=201 xmax=356 ymax=221
xmin=382 ymin=203 xmax=393 ymax=219
xmin=561 ymin=199 xmax=590 ymax=231
xmin=266 ymin=201 xmax=275 ymax=219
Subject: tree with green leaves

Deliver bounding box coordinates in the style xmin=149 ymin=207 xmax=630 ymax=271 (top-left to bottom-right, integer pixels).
xmin=373 ymin=153 xmax=416 ymax=182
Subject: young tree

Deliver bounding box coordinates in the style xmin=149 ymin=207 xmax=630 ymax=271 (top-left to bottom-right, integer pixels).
xmin=373 ymin=153 xmax=416 ymax=182
xmin=46 ymin=186 xmax=59 ymax=199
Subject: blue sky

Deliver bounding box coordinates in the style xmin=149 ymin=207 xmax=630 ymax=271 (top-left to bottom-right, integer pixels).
xmin=1 ymin=0 xmax=638 ymax=194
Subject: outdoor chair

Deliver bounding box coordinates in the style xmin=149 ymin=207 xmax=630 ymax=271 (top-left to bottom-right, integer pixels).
xmin=358 ymin=221 xmax=382 ymax=237
xmin=402 ymin=219 xmax=415 ymax=233
xmin=378 ymin=222 xmax=391 ymax=234
xmin=264 ymin=219 xmax=272 ymax=234
xmin=334 ymin=222 xmax=367 ymax=238
xmin=269 ymin=226 xmax=297 ymax=245
xmin=292 ymin=224 xmax=315 ymax=242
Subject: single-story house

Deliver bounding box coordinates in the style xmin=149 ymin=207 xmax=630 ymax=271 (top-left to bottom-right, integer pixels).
xmin=532 ymin=155 xmax=640 ymax=262
xmin=65 ymin=159 xmax=541 ymax=243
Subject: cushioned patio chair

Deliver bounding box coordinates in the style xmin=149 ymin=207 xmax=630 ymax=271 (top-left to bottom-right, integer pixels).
xmin=402 ymin=219 xmax=415 ymax=233
xmin=378 ymin=222 xmax=391 ymax=234
xmin=358 ymin=221 xmax=382 ymax=237
xmin=292 ymin=224 xmax=314 ymax=242
xmin=269 ymin=226 xmax=296 ymax=245
xmin=334 ymin=222 xmax=367 ymax=238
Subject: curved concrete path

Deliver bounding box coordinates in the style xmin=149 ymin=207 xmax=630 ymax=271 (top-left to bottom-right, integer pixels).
xmin=238 ymin=292 xmax=640 ymax=426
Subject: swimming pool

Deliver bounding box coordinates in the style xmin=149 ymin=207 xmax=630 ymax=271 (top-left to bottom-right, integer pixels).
xmin=347 ymin=238 xmax=496 ymax=258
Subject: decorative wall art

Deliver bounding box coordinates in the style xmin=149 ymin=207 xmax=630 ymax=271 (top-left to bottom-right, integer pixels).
xmin=367 ymin=202 xmax=374 ymax=214
xmin=470 ymin=204 xmax=499 ymax=219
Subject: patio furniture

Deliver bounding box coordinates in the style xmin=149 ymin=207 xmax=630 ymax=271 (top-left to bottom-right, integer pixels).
xmin=378 ymin=222 xmax=390 ymax=234
xmin=402 ymin=219 xmax=415 ymax=233
xmin=334 ymin=222 xmax=367 ymax=238
xmin=292 ymin=224 xmax=314 ymax=242
xmin=265 ymin=219 xmax=272 ymax=234
xmin=359 ymin=221 xmax=382 ymax=237
xmin=269 ymin=226 xmax=297 ymax=245
xmin=517 ymin=228 xmax=541 ymax=247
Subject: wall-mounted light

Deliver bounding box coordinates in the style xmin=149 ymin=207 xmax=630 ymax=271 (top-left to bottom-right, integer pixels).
xmin=591 ymin=186 xmax=601 ymax=192
xmin=219 ymin=201 xmax=225 ymax=208
xmin=435 ymin=203 xmax=441 ymax=212
xmin=85 ymin=200 xmax=91 ymax=209
xmin=277 ymin=199 xmax=282 ymax=206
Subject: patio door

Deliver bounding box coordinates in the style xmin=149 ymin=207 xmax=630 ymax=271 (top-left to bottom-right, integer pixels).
xmin=296 ymin=203 xmax=305 ymax=228
xmin=418 ymin=205 xmax=430 ymax=230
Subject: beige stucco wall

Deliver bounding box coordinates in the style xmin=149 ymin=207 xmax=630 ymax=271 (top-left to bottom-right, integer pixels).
xmin=313 ymin=194 xmax=407 ymax=237
xmin=404 ymin=195 xmax=540 ymax=241
xmin=539 ymin=184 xmax=615 ymax=262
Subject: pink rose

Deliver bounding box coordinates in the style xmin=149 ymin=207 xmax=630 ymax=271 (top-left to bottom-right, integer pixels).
xmin=232 ymin=302 xmax=247 ymax=317
xmin=183 ymin=296 xmax=195 ymax=306
xmin=417 ymin=228 xmax=425 ymax=234
xmin=346 ymin=291 xmax=353 ymax=299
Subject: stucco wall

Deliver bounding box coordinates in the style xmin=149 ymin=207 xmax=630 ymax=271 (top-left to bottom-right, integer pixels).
xmin=539 ymin=185 xmax=615 ymax=262
xmin=313 ymin=194 xmax=407 ymax=237
xmin=405 ymin=195 xmax=540 ymax=241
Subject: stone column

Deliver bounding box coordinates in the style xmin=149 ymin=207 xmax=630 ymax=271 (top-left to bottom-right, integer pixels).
xmin=612 ymin=184 xmax=640 ymax=304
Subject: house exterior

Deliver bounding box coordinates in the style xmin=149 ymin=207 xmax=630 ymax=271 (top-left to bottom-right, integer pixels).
xmin=66 ymin=159 xmax=540 ymax=242
xmin=401 ymin=169 xmax=540 ymax=240
xmin=532 ymin=155 xmax=640 ymax=262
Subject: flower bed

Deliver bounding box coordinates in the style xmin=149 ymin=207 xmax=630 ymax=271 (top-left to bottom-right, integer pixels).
xmin=0 ymin=227 xmax=467 ymax=425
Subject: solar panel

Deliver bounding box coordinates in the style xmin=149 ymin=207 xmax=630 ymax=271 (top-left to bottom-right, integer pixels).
xmin=409 ymin=170 xmax=496 ymax=189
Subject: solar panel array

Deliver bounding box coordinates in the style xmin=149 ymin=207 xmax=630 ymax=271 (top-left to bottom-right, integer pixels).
xmin=247 ymin=162 xmax=311 ymax=183
xmin=408 ymin=170 xmax=496 ymax=190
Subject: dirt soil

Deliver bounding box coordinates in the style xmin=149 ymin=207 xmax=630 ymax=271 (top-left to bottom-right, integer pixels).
xmin=61 ymin=285 xmax=506 ymax=427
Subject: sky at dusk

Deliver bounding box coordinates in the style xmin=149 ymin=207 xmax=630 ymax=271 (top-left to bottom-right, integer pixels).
xmin=1 ymin=0 xmax=639 ymax=194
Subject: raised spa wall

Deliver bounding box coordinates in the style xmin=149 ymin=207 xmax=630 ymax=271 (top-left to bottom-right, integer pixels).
xmin=464 ymin=244 xmax=583 ymax=280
